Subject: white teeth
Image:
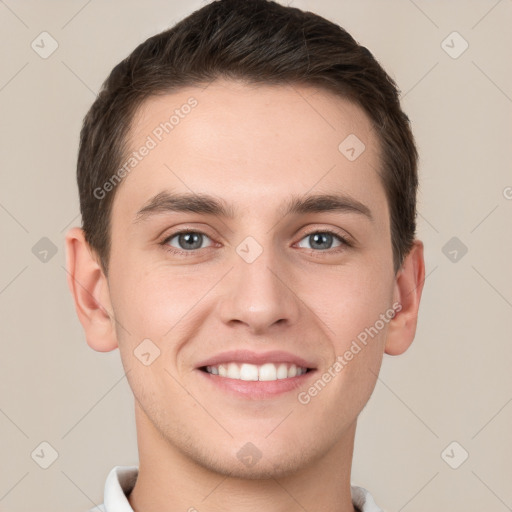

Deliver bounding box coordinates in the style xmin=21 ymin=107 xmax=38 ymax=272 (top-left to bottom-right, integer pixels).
xmin=204 ymin=362 xmax=308 ymax=381
xmin=259 ymin=363 xmax=277 ymax=381
xmin=239 ymin=363 xmax=259 ymax=381
xmin=218 ymin=364 xmax=227 ymax=377
xmin=227 ymin=362 xmax=240 ymax=379
xmin=276 ymin=363 xmax=288 ymax=379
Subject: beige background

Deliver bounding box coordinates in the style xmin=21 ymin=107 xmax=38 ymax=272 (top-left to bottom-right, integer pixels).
xmin=1 ymin=1 xmax=511 ymax=511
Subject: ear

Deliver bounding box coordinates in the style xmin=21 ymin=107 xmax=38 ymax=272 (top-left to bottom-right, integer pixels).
xmin=64 ymin=227 xmax=118 ymax=352
xmin=385 ymin=240 xmax=425 ymax=356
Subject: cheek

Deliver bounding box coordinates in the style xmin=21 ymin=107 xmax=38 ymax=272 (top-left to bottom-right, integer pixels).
xmin=307 ymin=264 xmax=394 ymax=347
xmin=110 ymin=260 xmax=218 ymax=342
xmin=318 ymin=265 xmax=393 ymax=406
xmin=299 ymin=270 xmax=392 ymax=428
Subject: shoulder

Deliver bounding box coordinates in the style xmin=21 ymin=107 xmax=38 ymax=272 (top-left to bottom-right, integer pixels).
xmin=351 ymin=484 xmax=384 ymax=512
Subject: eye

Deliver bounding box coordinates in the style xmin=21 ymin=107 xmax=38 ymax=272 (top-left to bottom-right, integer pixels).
xmin=160 ymin=228 xmax=351 ymax=257
xmin=296 ymin=230 xmax=350 ymax=251
xmin=163 ymin=230 xmax=214 ymax=253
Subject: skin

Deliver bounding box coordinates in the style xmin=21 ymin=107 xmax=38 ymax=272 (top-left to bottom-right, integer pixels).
xmin=66 ymin=79 xmax=424 ymax=512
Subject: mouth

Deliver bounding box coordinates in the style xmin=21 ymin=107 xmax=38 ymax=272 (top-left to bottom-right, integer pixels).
xmin=195 ymin=350 xmax=317 ymax=399
xmin=199 ymin=362 xmax=312 ymax=381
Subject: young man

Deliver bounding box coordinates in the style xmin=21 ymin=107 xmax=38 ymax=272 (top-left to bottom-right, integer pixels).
xmin=65 ymin=1 xmax=425 ymax=511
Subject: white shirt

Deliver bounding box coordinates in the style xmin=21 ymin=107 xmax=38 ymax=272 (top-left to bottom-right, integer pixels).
xmin=87 ymin=465 xmax=384 ymax=512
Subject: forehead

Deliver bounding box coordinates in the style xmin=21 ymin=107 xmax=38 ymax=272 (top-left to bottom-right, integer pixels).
xmin=112 ymin=79 xmax=386 ymax=225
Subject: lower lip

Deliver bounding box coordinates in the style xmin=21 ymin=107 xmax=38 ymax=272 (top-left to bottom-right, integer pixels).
xmin=197 ymin=368 xmax=316 ymax=400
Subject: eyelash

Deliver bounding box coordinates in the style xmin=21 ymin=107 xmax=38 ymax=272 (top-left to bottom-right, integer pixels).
xmin=159 ymin=228 xmax=352 ymax=257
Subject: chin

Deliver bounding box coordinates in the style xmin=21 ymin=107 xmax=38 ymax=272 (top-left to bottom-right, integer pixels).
xmin=185 ymin=438 xmax=318 ymax=481
xmin=203 ymin=453 xmax=309 ymax=480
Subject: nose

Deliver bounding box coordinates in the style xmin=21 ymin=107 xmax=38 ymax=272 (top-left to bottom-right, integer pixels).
xmin=217 ymin=245 xmax=301 ymax=335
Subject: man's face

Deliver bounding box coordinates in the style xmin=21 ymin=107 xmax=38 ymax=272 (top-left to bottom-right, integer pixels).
xmin=107 ymin=80 xmax=396 ymax=477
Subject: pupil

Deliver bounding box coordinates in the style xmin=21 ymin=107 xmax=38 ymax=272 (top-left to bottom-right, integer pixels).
xmin=180 ymin=232 xmax=202 ymax=250
xmin=311 ymin=233 xmax=332 ymax=250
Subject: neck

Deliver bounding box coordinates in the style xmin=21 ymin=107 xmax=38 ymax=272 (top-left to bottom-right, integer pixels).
xmin=128 ymin=401 xmax=357 ymax=512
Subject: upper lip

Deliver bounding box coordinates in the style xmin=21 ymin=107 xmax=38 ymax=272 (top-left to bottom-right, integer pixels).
xmin=196 ymin=350 xmax=316 ymax=369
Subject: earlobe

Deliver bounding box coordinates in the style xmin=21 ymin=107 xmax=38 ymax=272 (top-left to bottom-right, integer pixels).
xmin=384 ymin=240 xmax=425 ymax=356
xmin=64 ymin=227 xmax=118 ymax=352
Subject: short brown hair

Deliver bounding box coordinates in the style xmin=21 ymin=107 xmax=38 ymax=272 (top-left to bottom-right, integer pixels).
xmin=77 ymin=0 xmax=418 ymax=275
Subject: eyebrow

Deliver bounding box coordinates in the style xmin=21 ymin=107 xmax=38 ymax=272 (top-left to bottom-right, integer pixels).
xmin=134 ymin=190 xmax=373 ymax=223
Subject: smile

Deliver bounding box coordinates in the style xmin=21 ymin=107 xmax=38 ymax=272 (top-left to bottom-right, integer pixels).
xmin=201 ymin=362 xmax=309 ymax=381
